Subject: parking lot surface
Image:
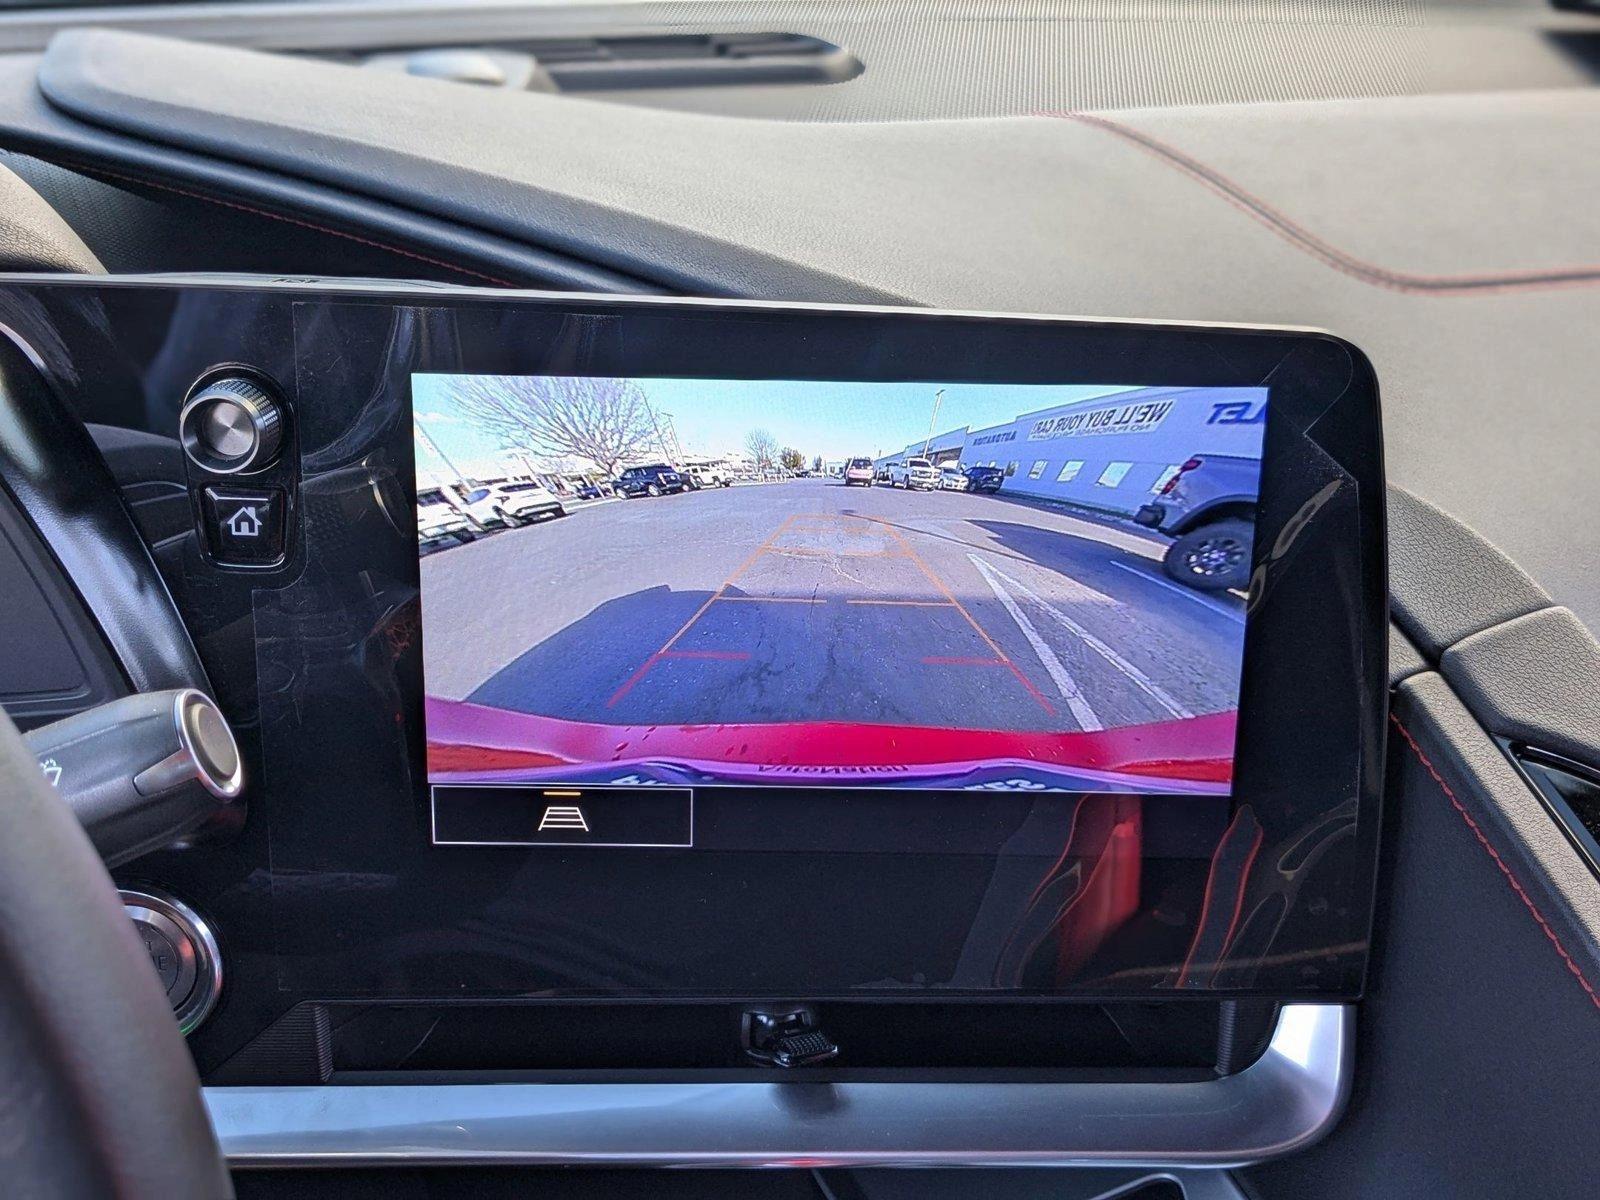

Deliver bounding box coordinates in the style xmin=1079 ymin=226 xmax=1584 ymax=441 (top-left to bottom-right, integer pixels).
xmin=421 ymin=479 xmax=1245 ymax=736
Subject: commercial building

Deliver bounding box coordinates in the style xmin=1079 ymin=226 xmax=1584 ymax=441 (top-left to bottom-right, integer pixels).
xmin=874 ymin=426 xmax=970 ymax=472
xmin=875 ymin=386 xmax=1267 ymax=518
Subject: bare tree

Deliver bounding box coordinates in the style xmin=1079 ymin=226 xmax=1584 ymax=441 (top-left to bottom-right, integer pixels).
xmin=442 ymin=376 xmax=659 ymax=480
xmin=811 ymin=454 xmax=824 ymax=474
xmin=745 ymin=428 xmax=779 ymax=469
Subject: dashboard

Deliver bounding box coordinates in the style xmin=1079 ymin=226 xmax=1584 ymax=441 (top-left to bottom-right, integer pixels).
xmin=0 ymin=5 xmax=1599 ymax=1196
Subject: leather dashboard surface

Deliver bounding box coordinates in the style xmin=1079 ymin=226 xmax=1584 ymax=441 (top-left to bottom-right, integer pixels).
xmin=10 ymin=25 xmax=1599 ymax=635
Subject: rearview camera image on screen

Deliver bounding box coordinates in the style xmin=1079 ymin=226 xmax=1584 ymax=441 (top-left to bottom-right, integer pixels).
xmin=415 ymin=375 xmax=1266 ymax=795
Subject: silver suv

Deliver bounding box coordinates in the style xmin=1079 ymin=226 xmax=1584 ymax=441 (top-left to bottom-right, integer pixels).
xmin=1133 ymin=454 xmax=1260 ymax=591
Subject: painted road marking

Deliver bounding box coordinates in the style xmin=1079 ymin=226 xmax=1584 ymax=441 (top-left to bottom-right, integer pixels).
xmin=858 ymin=514 xmax=1055 ymax=716
xmin=846 ymin=598 xmax=956 ymax=607
xmin=969 ymin=555 xmax=1102 ymax=731
xmin=1109 ymin=559 xmax=1246 ymax=624
xmin=973 ymin=555 xmax=1192 ymax=720
xmin=766 ymin=546 xmax=907 ymax=559
xmin=606 ymin=515 xmax=800 ymax=706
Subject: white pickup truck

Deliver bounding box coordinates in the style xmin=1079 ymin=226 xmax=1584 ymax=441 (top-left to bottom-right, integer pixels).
xmin=888 ymin=457 xmax=939 ymax=490
xmin=686 ymin=464 xmax=735 ymax=489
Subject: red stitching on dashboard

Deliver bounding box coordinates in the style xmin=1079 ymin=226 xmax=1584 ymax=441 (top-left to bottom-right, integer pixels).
xmin=1041 ymin=111 xmax=1600 ymax=297
xmin=76 ymin=163 xmax=519 ymax=287
xmin=1390 ymin=713 xmax=1600 ymax=1012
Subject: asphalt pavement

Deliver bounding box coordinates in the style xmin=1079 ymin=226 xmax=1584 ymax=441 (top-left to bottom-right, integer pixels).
xmin=419 ymin=479 xmax=1246 ymax=734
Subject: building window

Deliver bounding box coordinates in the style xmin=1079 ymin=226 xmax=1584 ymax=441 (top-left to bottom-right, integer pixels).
xmin=1096 ymin=461 xmax=1133 ymax=488
xmin=1151 ymin=465 xmax=1183 ymax=493
xmin=1028 ymin=460 xmax=1048 ymax=479
xmin=1005 ymin=461 xmax=1019 ymax=476
xmin=1057 ymin=460 xmax=1085 ymax=483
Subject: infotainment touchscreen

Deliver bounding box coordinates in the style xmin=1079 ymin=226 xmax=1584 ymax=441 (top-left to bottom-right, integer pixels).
xmin=0 ymin=277 xmax=1384 ymax=1002
xmin=416 ymin=377 xmax=1266 ymax=813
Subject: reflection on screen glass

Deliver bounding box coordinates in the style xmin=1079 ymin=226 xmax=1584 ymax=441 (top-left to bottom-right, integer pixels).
xmin=413 ymin=376 xmax=1266 ymax=795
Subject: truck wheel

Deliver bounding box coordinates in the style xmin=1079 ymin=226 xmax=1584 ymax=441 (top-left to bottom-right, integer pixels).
xmin=647 ymin=483 xmax=662 ymax=497
xmin=1163 ymin=519 xmax=1253 ymax=592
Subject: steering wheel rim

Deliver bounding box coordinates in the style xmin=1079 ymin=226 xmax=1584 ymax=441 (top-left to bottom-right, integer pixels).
xmin=0 ymin=709 xmax=231 ymax=1198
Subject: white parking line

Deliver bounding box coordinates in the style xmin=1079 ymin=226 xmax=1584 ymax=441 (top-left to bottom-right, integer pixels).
xmin=1109 ymin=559 xmax=1246 ymax=624
xmin=971 ymin=554 xmax=1192 ymax=720
xmin=969 ymin=556 xmax=1104 ymax=732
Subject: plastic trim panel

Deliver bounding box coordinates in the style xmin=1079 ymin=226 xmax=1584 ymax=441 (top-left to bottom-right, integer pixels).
xmin=205 ymin=1003 xmax=1351 ymax=1168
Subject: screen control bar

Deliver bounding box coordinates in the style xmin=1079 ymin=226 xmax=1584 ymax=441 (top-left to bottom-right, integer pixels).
xmin=205 ymin=1003 xmax=1352 ymax=1168
xmin=431 ymin=784 xmax=693 ymax=847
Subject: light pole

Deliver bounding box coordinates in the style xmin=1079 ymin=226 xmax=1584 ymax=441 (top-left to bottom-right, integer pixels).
xmin=660 ymin=412 xmax=686 ymax=464
xmin=646 ymin=403 xmax=673 ymax=462
xmin=922 ymin=387 xmax=946 ymax=458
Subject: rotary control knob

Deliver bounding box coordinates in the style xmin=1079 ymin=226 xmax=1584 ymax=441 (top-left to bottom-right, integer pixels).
xmin=179 ymin=376 xmax=284 ymax=474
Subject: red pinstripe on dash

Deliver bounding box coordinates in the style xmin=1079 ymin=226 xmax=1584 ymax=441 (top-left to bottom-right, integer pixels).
xmin=1040 ymin=111 xmax=1600 ymax=297
xmin=78 ymin=163 xmax=520 ymax=288
xmin=1390 ymin=713 xmax=1600 ymax=1013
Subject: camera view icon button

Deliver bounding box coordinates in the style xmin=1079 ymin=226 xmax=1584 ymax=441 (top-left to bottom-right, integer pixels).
xmin=431 ymin=784 xmax=693 ymax=847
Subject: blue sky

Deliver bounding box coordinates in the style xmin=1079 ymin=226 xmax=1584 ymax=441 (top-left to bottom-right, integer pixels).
xmin=413 ymin=375 xmax=1137 ymax=478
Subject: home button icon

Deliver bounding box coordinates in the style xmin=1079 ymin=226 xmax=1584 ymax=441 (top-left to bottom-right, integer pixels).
xmin=202 ymin=486 xmax=287 ymax=566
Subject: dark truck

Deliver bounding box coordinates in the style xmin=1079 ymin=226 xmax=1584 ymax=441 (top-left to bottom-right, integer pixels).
xmin=1134 ymin=454 xmax=1259 ymax=591
xmin=615 ymin=463 xmax=690 ymax=498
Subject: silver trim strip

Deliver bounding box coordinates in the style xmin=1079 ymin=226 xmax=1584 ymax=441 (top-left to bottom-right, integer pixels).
xmin=206 ymin=1002 xmax=1351 ymax=1169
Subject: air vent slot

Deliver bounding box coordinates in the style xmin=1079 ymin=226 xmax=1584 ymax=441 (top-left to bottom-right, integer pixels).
xmin=347 ymin=32 xmax=863 ymax=94
xmin=1512 ymin=745 xmax=1600 ymax=881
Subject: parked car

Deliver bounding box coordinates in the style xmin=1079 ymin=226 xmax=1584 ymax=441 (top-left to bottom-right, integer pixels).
xmin=416 ymin=488 xmax=474 ymax=551
xmin=457 ymin=487 xmax=506 ymax=529
xmin=964 ymin=465 xmax=1005 ymax=494
xmin=937 ymin=463 xmax=968 ymax=491
xmin=1133 ymin=454 xmax=1260 ymax=591
xmin=493 ymin=480 xmax=567 ymax=524
xmin=889 ymin=457 xmax=939 ymax=490
xmin=687 ymin=465 xmax=735 ymax=488
xmin=844 ymin=457 xmax=875 ymax=486
xmin=458 ymin=481 xmax=565 ymax=527
xmin=615 ymin=464 xmax=690 ymax=497
xmin=575 ymin=482 xmax=610 ymax=500
xmin=874 ymin=463 xmax=894 ymax=483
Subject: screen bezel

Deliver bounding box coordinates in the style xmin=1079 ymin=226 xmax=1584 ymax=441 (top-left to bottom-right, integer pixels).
xmin=346 ymin=291 xmax=1385 ymax=1000
xmin=0 ymin=277 xmax=1386 ymax=1009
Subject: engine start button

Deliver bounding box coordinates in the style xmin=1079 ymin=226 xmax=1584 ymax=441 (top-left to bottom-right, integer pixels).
xmin=119 ymin=890 xmax=220 ymax=1035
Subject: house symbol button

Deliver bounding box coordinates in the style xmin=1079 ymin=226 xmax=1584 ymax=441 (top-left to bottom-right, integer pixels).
xmin=226 ymin=506 xmax=263 ymax=538
xmin=204 ymin=487 xmax=286 ymax=565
